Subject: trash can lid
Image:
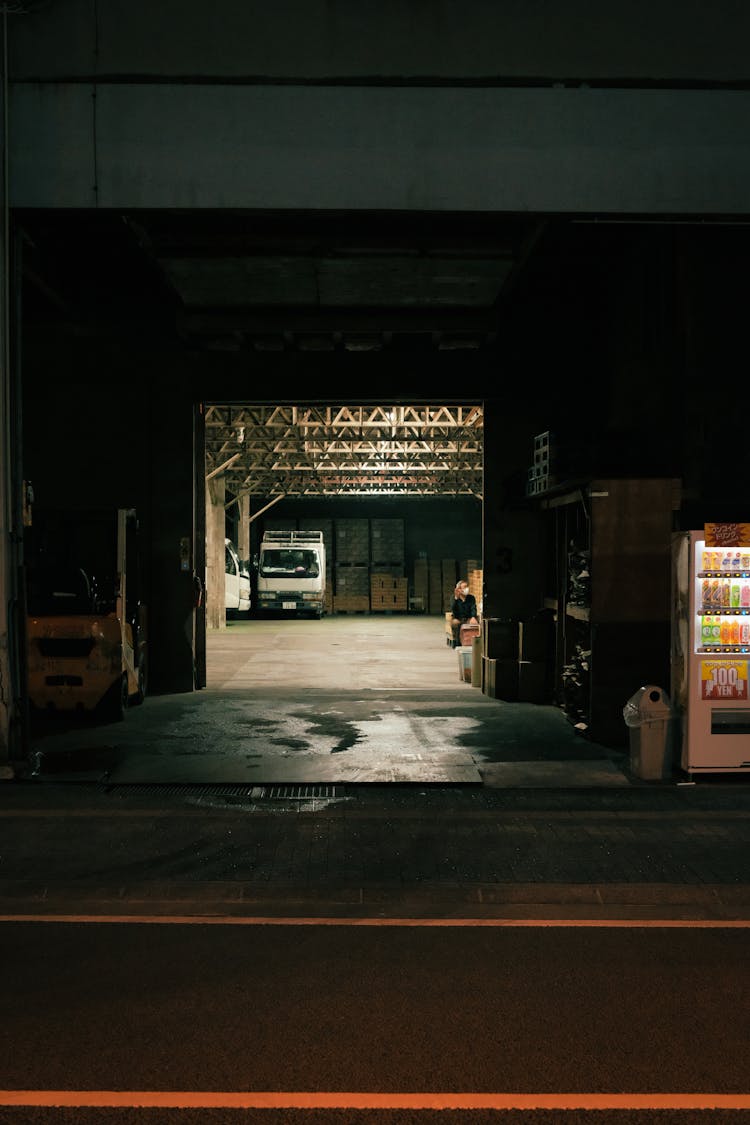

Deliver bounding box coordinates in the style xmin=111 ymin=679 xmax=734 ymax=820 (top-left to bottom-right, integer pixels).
xmin=626 ymin=684 xmax=672 ymax=717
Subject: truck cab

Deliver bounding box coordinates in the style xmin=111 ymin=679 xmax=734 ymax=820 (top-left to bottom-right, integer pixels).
xmin=225 ymin=538 xmax=251 ymax=618
xmin=256 ymin=530 xmax=326 ymax=618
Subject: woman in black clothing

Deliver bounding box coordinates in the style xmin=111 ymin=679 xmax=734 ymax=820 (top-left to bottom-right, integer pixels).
xmin=450 ymin=580 xmax=479 ymax=645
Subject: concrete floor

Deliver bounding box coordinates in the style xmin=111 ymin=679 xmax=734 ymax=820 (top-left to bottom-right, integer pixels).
xmin=26 ymin=615 xmax=631 ymax=787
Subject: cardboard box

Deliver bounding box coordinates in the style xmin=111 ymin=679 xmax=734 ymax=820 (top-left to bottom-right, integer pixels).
xmin=370 ymin=519 xmax=405 ymax=565
xmin=519 ymin=620 xmax=551 ymax=662
xmin=335 ymin=565 xmax=369 ymax=596
xmin=483 ymin=618 xmax=519 ymax=660
xmin=518 ymin=660 xmax=549 ymax=703
xmin=482 ymin=657 xmax=518 ymax=700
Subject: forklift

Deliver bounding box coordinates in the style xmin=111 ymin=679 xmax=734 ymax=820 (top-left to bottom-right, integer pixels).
xmin=25 ymin=508 xmax=147 ymax=720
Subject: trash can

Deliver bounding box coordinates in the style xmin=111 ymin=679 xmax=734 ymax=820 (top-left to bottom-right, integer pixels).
xmin=623 ymin=685 xmax=674 ymax=780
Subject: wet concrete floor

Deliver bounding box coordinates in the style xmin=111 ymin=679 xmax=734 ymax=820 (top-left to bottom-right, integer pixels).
xmin=25 ymin=615 xmax=630 ymax=787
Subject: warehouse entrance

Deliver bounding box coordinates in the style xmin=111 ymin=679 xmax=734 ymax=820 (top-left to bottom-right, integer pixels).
xmin=204 ymin=399 xmax=484 ymax=627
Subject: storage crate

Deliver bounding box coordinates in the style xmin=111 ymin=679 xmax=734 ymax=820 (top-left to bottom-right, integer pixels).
xmin=335 ymin=565 xmax=369 ymax=596
xmin=335 ymin=518 xmax=370 ymax=564
xmin=370 ymin=519 xmax=405 ymax=566
xmin=333 ymin=594 xmax=370 ymax=614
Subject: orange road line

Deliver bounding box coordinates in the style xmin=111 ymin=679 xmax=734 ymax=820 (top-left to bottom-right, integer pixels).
xmin=0 ymin=1091 xmax=749 ymax=1110
xmin=0 ymin=914 xmax=749 ymax=927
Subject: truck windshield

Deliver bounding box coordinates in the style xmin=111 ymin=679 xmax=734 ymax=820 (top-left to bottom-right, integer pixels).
xmin=260 ymin=549 xmax=319 ymax=577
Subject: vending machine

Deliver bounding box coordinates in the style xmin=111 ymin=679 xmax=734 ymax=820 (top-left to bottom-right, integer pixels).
xmin=672 ymin=525 xmax=750 ymax=775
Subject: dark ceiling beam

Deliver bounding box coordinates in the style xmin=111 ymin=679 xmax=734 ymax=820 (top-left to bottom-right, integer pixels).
xmin=180 ymin=308 xmax=498 ymax=335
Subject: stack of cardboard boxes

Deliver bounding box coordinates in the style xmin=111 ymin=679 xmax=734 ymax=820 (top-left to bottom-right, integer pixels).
xmin=370 ymin=573 xmax=408 ymax=612
xmin=333 ymin=518 xmax=370 ymax=613
xmin=481 ymin=617 xmax=552 ymax=702
xmin=369 ymin=519 xmax=407 ymax=612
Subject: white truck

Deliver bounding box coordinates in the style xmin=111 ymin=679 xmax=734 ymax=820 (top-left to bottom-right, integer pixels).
xmin=256 ymin=530 xmax=326 ymax=618
xmin=224 ymin=538 xmax=251 ymax=618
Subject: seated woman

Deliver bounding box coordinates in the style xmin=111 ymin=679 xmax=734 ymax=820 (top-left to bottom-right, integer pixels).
xmin=450 ymin=580 xmax=479 ymax=646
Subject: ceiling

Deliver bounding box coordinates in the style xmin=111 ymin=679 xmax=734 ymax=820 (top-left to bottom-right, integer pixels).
xmin=205 ymin=402 xmax=484 ymax=499
xmin=19 ymin=206 xmax=750 ymax=500
xmin=21 ymin=208 xmax=552 ymax=497
xmin=124 ymin=210 xmax=547 ymax=357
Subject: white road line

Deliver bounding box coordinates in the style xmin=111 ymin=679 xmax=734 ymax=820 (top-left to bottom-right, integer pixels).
xmin=0 ymin=1091 xmax=749 ymax=1110
xmin=0 ymin=914 xmax=748 ymax=926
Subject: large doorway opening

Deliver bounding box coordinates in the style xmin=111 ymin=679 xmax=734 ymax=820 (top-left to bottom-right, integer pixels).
xmin=204 ymin=399 xmax=484 ymax=638
xmin=197 ymin=399 xmax=492 ymax=785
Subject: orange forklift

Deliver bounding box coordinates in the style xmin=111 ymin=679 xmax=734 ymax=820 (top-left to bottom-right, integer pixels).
xmin=25 ymin=508 xmax=147 ymax=720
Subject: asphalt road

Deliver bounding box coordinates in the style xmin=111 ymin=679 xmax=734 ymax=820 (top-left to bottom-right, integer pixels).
xmin=0 ymin=918 xmax=748 ymax=1124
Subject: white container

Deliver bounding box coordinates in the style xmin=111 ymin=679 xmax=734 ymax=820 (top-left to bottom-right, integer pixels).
xmin=456 ymin=646 xmax=473 ymax=683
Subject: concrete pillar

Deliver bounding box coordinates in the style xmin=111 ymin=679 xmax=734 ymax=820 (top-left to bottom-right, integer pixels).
xmin=206 ymin=475 xmax=225 ymax=630
xmin=148 ymin=386 xmax=199 ymax=694
xmin=482 ymin=397 xmax=546 ymax=622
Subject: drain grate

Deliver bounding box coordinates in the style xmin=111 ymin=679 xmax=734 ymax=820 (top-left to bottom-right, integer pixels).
xmin=104 ymin=782 xmax=342 ymax=801
xmin=262 ymin=783 xmax=341 ymax=801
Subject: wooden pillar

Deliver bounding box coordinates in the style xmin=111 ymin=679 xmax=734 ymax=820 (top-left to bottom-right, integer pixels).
xmin=238 ymin=493 xmax=250 ymax=562
xmin=206 ymin=476 xmax=226 ymax=630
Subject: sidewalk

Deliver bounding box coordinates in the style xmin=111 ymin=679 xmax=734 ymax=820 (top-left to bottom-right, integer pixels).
xmin=1 ymin=776 xmax=749 ymax=921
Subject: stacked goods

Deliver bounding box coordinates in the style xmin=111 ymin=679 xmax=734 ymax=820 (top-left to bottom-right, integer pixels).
xmin=568 ymin=548 xmax=591 ymax=607
xmin=561 ymin=644 xmax=591 ymax=728
xmin=334 ymin=564 xmax=370 ymax=613
xmin=412 ymin=557 xmax=429 ymax=613
xmin=460 ymin=558 xmax=480 ymax=584
xmin=481 ymin=616 xmax=553 ymax=703
xmin=300 ymin=518 xmax=334 ymax=613
xmin=428 ymin=560 xmax=442 ymax=613
xmin=518 ymin=618 xmax=552 ymax=702
xmin=441 ymin=559 xmax=457 ymax=611
xmin=526 ymin=431 xmax=591 ymax=497
xmin=469 ymin=569 xmax=483 ymax=610
xmin=370 ymin=519 xmax=405 ymax=572
xmin=481 ymin=617 xmax=520 ymax=701
xmin=460 ymin=559 xmax=483 ymax=610
xmin=370 ymin=573 xmax=408 ymax=612
xmin=335 ymin=518 xmax=369 ymax=565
